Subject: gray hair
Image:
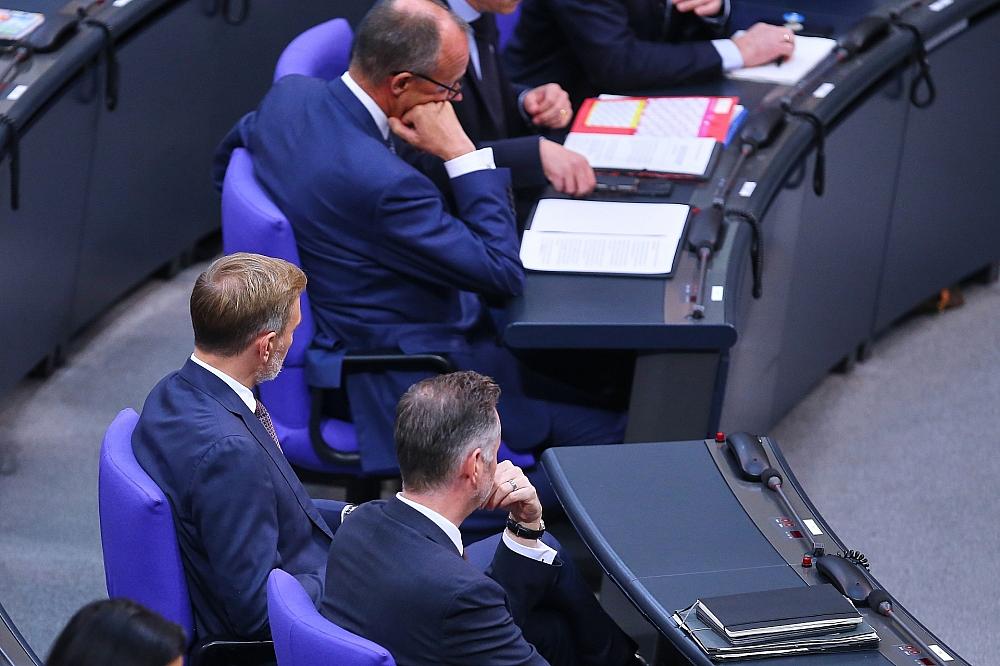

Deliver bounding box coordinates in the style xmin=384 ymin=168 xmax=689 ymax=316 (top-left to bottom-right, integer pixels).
xmin=394 ymin=371 xmax=502 ymax=492
xmin=351 ymin=0 xmax=466 ymax=82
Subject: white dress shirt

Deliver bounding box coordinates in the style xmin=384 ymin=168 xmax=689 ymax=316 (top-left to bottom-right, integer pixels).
xmin=340 ymin=71 xmax=495 ymax=179
xmin=396 ymin=493 xmax=557 ymax=564
xmin=190 ymin=354 xmax=256 ymax=412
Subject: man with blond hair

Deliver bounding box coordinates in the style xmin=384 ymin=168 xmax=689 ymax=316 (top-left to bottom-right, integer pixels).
xmin=132 ymin=253 xmax=350 ymax=641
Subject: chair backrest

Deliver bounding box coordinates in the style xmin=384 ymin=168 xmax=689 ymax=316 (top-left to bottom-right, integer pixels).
xmin=98 ymin=409 xmax=194 ymax=642
xmin=221 ymin=148 xmax=358 ymax=471
xmin=274 ymin=18 xmax=354 ymax=82
xmin=495 ymin=6 xmax=521 ymax=51
xmin=267 ymin=569 xmax=395 ymax=666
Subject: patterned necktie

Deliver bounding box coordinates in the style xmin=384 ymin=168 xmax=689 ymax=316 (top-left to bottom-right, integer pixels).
xmin=255 ymin=400 xmax=283 ymax=453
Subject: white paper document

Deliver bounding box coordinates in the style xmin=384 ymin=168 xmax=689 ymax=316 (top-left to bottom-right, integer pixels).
xmin=563 ymin=133 xmax=716 ymax=176
xmin=520 ymin=199 xmax=689 ymax=275
xmin=727 ymin=36 xmax=837 ymax=85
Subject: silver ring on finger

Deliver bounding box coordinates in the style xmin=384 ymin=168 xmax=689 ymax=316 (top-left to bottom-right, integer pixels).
xmin=507 ymin=479 xmax=518 ymax=492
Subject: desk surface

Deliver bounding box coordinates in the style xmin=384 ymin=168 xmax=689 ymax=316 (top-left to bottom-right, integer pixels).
xmin=542 ymin=441 xmax=966 ymax=665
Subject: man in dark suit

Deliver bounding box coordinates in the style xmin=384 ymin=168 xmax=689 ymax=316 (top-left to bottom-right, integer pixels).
xmin=214 ymin=0 xmax=626 ymax=476
xmin=321 ymin=371 xmax=639 ymax=665
xmin=445 ymin=0 xmax=594 ymax=197
xmin=132 ymin=253 xmax=351 ymax=640
xmin=504 ymin=0 xmax=797 ymax=105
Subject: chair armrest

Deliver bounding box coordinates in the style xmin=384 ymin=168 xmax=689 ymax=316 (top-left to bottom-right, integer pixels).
xmin=306 ymin=353 xmax=455 ymax=469
xmin=341 ymin=353 xmax=455 ymax=374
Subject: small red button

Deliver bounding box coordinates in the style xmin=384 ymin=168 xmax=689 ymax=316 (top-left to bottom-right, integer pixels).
xmin=801 ymin=554 xmax=813 ymax=568
xmin=715 ymin=432 xmax=726 ymax=443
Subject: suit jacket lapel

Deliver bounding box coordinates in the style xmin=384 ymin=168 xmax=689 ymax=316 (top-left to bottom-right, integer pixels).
xmin=328 ymin=77 xmax=387 ymax=144
xmin=179 ymin=360 xmax=334 ymax=539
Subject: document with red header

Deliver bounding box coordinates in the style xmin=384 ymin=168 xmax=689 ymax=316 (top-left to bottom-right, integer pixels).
xmin=564 ymin=95 xmax=738 ymax=178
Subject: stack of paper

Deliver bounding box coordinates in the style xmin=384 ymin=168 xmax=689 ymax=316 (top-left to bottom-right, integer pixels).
xmin=673 ymin=585 xmax=880 ymax=661
xmin=519 ymin=198 xmax=690 ymax=276
xmin=563 ymin=96 xmax=739 ymax=178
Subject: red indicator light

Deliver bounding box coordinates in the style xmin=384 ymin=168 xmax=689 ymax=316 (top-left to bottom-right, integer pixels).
xmin=715 ymin=432 xmax=726 ymax=442
xmin=788 ymin=530 xmax=804 ymax=539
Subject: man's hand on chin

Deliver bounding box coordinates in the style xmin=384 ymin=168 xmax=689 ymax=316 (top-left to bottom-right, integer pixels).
xmin=540 ymin=139 xmax=596 ymax=197
xmin=389 ymin=102 xmax=475 ymax=161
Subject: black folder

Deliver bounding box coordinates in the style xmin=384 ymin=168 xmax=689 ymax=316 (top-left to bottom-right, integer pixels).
xmin=695 ymin=584 xmax=862 ymax=644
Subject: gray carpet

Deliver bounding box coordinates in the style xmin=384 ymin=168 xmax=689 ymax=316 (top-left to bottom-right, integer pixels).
xmin=0 ymin=263 xmax=995 ymax=663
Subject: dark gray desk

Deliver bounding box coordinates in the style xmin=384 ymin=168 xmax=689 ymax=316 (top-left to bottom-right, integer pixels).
xmin=503 ymin=0 xmax=1000 ymax=441
xmin=543 ymin=441 xmax=966 ymax=665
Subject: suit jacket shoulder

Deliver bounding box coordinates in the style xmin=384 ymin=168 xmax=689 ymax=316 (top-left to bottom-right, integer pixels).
xmin=133 ymin=360 xmax=332 ymax=640
xmin=322 ymin=498 xmax=550 ymax=665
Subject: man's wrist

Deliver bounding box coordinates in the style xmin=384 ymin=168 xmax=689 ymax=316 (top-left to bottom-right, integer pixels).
xmin=506 ymin=514 xmax=545 ymax=539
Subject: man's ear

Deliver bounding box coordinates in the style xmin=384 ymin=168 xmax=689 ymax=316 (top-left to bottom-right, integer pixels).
xmin=461 ymin=447 xmax=484 ymax=487
xmin=389 ymin=72 xmax=410 ymax=97
xmin=255 ymin=331 xmax=277 ymax=363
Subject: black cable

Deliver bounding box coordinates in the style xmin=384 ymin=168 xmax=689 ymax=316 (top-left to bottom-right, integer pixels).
xmin=0 ymin=114 xmax=20 ymax=211
xmin=725 ymin=208 xmax=763 ymax=299
xmin=781 ymin=104 xmax=826 ymax=197
xmin=889 ymin=18 xmax=936 ymax=108
xmin=81 ymin=19 xmax=119 ymax=111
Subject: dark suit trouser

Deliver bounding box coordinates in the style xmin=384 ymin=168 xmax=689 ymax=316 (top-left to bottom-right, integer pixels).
xmin=467 ymin=535 xmax=636 ymax=665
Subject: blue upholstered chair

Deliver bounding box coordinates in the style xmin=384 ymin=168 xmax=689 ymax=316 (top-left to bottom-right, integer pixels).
xmin=268 ymin=569 xmax=396 ymax=666
xmin=274 ymin=18 xmax=353 ymax=82
xmin=220 ymin=148 xmax=537 ymax=516
xmin=98 ymin=409 xmax=274 ymax=665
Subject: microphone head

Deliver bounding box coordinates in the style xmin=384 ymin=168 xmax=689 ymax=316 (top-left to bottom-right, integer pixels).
xmin=760 ymin=467 xmax=783 ymax=488
xmin=867 ymin=589 xmax=893 ymax=612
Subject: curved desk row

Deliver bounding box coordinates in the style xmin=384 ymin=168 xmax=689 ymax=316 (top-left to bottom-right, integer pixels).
xmin=0 ymin=0 xmax=360 ymax=397
xmin=505 ymin=0 xmax=1000 ymax=442
xmin=543 ymin=437 xmax=967 ymax=665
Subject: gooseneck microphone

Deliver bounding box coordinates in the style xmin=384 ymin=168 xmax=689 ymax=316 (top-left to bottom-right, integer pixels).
xmin=818 ymin=557 xmax=943 ymax=665
xmin=760 ymin=466 xmax=825 ymax=556
xmin=869 ymin=589 xmax=942 ymax=664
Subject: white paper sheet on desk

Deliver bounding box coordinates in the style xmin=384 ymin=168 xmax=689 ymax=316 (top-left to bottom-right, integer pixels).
xmin=727 ymin=35 xmax=837 ymax=85
xmin=520 ymin=199 xmax=689 ymax=275
xmin=564 ymin=133 xmax=716 ymax=175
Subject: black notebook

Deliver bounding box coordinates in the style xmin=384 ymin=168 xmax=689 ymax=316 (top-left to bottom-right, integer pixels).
xmin=695 ymin=584 xmax=862 ymax=645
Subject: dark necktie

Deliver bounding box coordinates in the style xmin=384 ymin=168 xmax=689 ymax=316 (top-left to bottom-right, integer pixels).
xmin=255 ymin=400 xmax=283 ymax=453
xmin=470 ymin=15 xmax=507 ymax=136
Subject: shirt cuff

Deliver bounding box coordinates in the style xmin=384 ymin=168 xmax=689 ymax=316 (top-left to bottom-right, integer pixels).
xmin=712 ymin=39 xmax=744 ymax=71
xmin=444 ymin=147 xmax=496 ymax=179
xmin=502 ymin=530 xmax=558 ymax=565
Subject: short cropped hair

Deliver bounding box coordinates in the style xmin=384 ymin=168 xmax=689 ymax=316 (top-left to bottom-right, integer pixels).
xmin=395 ymin=371 xmax=502 ymax=492
xmin=190 ymin=253 xmax=306 ymax=357
xmin=351 ymin=0 xmax=465 ymax=82
xmin=47 ymin=598 xmax=185 ymax=666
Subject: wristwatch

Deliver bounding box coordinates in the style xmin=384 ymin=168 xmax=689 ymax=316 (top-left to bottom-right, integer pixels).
xmin=506 ymin=514 xmax=545 ymax=539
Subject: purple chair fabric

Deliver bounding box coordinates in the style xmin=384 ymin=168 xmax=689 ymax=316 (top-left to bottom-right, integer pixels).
xmin=98 ymin=408 xmax=194 ymax=642
xmin=495 ymin=6 xmax=521 ymax=51
xmin=222 ymin=148 xmax=360 ymax=473
xmin=220 ymin=149 xmax=535 ymax=479
xmin=274 ymin=18 xmax=354 ymax=82
xmin=268 ymin=569 xmax=395 ymax=666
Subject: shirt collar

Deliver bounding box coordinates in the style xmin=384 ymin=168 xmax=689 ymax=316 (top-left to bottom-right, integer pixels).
xmin=190 ymin=354 xmax=256 ymax=413
xmin=396 ymin=492 xmax=464 ymax=555
xmin=341 ymin=71 xmax=390 ymax=141
xmin=448 ymin=0 xmax=481 ymax=24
